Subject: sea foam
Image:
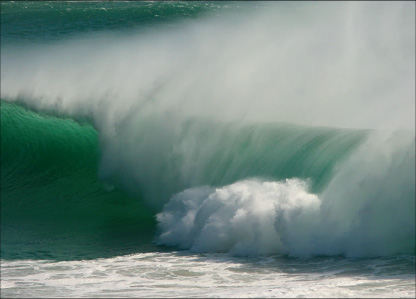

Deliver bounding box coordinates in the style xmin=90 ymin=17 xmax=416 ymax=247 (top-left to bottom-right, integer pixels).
xmin=157 ymin=132 xmax=415 ymax=257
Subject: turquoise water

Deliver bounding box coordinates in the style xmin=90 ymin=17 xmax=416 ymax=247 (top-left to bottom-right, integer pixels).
xmin=1 ymin=1 xmax=415 ymax=297
xmin=0 ymin=100 xmax=368 ymax=260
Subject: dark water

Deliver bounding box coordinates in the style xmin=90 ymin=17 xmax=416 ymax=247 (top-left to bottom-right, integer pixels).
xmin=1 ymin=1 xmax=249 ymax=45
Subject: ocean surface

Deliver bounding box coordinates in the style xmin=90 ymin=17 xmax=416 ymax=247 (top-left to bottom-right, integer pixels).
xmin=1 ymin=1 xmax=415 ymax=298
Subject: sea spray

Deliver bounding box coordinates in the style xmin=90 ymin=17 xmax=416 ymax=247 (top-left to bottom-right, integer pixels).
xmin=97 ymin=118 xmax=366 ymax=209
xmin=1 ymin=2 xmax=413 ymax=210
xmin=318 ymin=131 xmax=415 ymax=257
xmin=1 ymin=2 xmax=414 ymax=130
xmin=156 ymin=130 xmax=415 ymax=257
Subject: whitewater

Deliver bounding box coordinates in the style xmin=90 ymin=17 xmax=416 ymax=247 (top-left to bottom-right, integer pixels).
xmin=1 ymin=1 xmax=415 ymax=298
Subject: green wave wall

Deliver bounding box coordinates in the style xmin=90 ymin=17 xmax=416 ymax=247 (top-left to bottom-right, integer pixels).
xmin=1 ymin=101 xmax=156 ymax=260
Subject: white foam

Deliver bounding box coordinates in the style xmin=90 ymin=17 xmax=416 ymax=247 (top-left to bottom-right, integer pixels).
xmin=157 ymin=179 xmax=320 ymax=256
xmin=1 ymin=254 xmax=414 ymax=298
xmin=156 ymin=132 xmax=415 ymax=258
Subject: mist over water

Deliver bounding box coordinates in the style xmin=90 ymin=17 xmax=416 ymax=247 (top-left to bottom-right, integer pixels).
xmin=1 ymin=1 xmax=414 ymax=130
xmin=1 ymin=1 xmax=415 ymax=258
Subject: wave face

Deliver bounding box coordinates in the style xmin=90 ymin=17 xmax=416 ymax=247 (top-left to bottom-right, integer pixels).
xmin=2 ymin=101 xmax=414 ymax=259
xmin=1 ymin=1 xmax=415 ymax=259
xmin=1 ymin=101 xmax=157 ymax=260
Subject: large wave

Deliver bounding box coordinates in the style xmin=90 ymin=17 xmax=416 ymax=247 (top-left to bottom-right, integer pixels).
xmin=2 ymin=101 xmax=414 ymax=258
xmin=1 ymin=1 xmax=414 ymax=259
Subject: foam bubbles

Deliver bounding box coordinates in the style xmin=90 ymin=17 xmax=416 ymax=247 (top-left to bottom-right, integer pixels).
xmin=157 ymin=131 xmax=415 ymax=258
xmin=156 ymin=179 xmax=321 ymax=256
